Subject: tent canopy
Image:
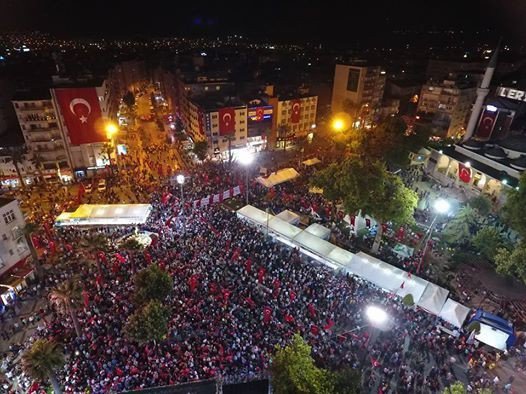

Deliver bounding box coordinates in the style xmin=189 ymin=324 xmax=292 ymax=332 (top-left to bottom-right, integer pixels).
xmin=256 ymin=168 xmax=300 ymax=188
xmin=55 ymin=204 xmax=152 ymax=226
xmin=417 ymin=283 xmax=449 ymax=315
xmin=276 ymin=210 xmax=301 ymax=225
xmin=350 ymin=252 xmax=429 ymax=302
xmin=304 ymin=223 xmax=331 ymax=240
xmin=268 ymin=216 xmax=303 ymax=240
xmin=236 ymin=205 xmax=272 ymax=227
xmin=439 ymin=299 xmax=471 ymax=328
xmin=302 ymin=158 xmax=321 ymax=166
xmin=292 ymin=231 xmax=336 ymax=258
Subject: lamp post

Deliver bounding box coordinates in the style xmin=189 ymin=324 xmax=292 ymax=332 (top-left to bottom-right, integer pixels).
xmin=105 ymin=122 xmax=119 ymax=168
xmin=177 ymin=174 xmax=185 ymax=236
xmin=239 ymin=152 xmax=254 ymax=206
xmin=417 ymin=198 xmax=450 ymax=273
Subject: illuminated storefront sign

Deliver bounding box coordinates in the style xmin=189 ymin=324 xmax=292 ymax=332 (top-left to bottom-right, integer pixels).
xmin=496 ymin=87 xmax=526 ymax=102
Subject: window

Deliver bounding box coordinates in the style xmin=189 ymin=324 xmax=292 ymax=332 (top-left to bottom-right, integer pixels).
xmin=216 ymin=86 xmax=221 ymax=91
xmin=3 ymin=210 xmax=16 ymax=224
xmin=282 ymin=110 xmax=286 ymax=115
xmin=240 ymin=136 xmax=245 ymax=140
xmin=212 ymin=114 xmax=218 ymax=119
xmin=240 ymin=120 xmax=245 ymax=124
xmin=204 ymin=86 xmax=209 ymax=91
xmin=2 ymin=234 xmax=7 ymax=240
xmin=240 ymin=128 xmax=245 ymax=132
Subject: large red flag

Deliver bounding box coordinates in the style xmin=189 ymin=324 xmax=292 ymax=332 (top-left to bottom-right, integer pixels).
xmin=475 ymin=108 xmax=498 ymax=140
xmin=290 ymin=100 xmax=301 ymax=123
xmin=258 ymin=267 xmax=266 ymax=283
xmin=308 ymin=303 xmax=316 ymax=318
xmin=218 ymin=107 xmax=236 ymax=135
xmin=54 ymin=87 xmax=105 ymax=145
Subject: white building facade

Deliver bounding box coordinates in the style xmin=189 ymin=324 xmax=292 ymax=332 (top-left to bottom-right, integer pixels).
xmin=0 ymin=198 xmax=30 ymax=276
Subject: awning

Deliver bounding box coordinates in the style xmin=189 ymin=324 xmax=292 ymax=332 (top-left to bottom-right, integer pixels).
xmin=275 ymin=210 xmax=301 ymax=225
xmin=237 ymin=205 xmax=272 ymax=227
xmin=292 ymin=231 xmax=336 ymax=257
xmin=304 ymin=223 xmax=331 ymax=240
xmin=256 ymin=168 xmax=300 ymax=188
xmin=302 ymin=158 xmax=321 ymax=166
xmin=439 ymin=299 xmax=471 ymax=328
xmin=55 ymin=204 xmax=152 ymax=226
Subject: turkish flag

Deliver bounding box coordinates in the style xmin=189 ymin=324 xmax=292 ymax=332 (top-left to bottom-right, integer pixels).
xmin=263 ymin=306 xmax=272 ymax=323
xmin=310 ymin=324 xmax=320 ymax=336
xmin=475 ymin=109 xmax=498 ymax=140
xmin=255 ymin=107 xmax=264 ymax=121
xmin=290 ymin=100 xmax=301 ymax=123
xmin=458 ymin=162 xmax=472 ymax=183
xmin=400 ymin=281 xmax=405 ymax=289
xmin=54 ymin=87 xmax=105 ymax=145
xmin=218 ymin=107 xmax=236 ymax=135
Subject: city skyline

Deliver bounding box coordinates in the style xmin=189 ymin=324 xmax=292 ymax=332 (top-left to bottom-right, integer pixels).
xmin=1 ymin=0 xmax=526 ymax=44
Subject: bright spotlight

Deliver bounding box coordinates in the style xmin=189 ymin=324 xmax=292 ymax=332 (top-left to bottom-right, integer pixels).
xmin=433 ymin=198 xmax=450 ymax=214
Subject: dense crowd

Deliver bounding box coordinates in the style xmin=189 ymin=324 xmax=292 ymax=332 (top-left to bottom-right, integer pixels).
xmin=1 ymin=162 xmax=521 ymax=393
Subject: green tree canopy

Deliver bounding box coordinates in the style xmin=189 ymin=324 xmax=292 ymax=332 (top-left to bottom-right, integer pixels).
xmin=494 ymin=244 xmax=526 ymax=284
xmin=121 ymin=237 xmax=144 ymax=251
xmin=193 ymin=141 xmax=208 ymax=161
xmin=502 ymin=173 xmax=526 ymax=238
xmin=124 ymin=300 xmax=169 ymax=344
xmin=441 ymin=381 xmax=466 ymax=394
xmin=311 ymin=158 xmax=417 ymax=252
xmin=442 ymin=205 xmax=479 ymax=246
xmin=22 ymin=339 xmax=64 ymax=394
xmin=331 ymin=367 xmax=361 ymax=394
xmin=472 ymin=226 xmax=506 ymax=261
xmin=270 ymin=334 xmax=333 ymax=394
xmin=133 ymin=264 xmax=173 ymax=305
xmin=468 ymin=195 xmax=492 ymax=217
xmin=49 ymin=278 xmax=83 ymax=338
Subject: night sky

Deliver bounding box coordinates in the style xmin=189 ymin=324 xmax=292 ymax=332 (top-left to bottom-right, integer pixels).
xmin=1 ymin=0 xmax=526 ymax=43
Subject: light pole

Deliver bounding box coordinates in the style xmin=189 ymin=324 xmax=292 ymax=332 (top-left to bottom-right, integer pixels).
xmin=239 ymin=152 xmax=254 ymax=206
xmin=177 ymin=174 xmax=185 ymax=237
xmin=417 ymin=198 xmax=450 ymax=273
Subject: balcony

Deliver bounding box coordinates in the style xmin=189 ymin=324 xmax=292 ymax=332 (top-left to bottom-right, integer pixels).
xmin=23 ymin=114 xmax=56 ymax=122
xmin=29 ymin=135 xmax=62 ymax=143
xmin=34 ymin=145 xmax=65 ymax=153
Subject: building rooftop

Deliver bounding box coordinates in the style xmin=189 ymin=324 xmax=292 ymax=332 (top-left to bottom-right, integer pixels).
xmin=0 ymin=198 xmax=16 ymax=208
xmin=12 ymin=88 xmax=51 ymax=101
xmin=191 ymin=95 xmax=246 ymax=111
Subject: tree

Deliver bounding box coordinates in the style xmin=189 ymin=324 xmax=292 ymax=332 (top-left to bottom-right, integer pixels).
xmin=442 ymin=206 xmax=479 ymax=246
xmin=123 ymin=91 xmax=135 ymax=109
xmin=502 ymin=173 xmax=526 ymax=238
xmin=270 ymin=334 xmax=334 ymax=394
xmin=311 ymin=159 xmax=418 ymax=253
xmin=5 ymin=146 xmax=27 ymax=190
xmin=472 ymin=226 xmax=506 ymax=261
xmin=30 ymin=152 xmax=47 ymax=185
xmin=121 ymin=237 xmax=144 ymax=251
xmin=363 ymin=117 xmax=432 ymax=168
xmin=467 ymin=195 xmax=492 ymax=217
xmin=331 ymin=367 xmax=361 ymax=394
xmin=193 ymin=141 xmax=208 ymax=161
xmin=124 ymin=300 xmax=169 ymax=344
xmin=441 ymin=381 xmax=466 ymax=394
xmin=99 ymin=143 xmax=114 ymax=166
xmin=49 ymin=278 xmax=83 ymax=337
xmin=494 ymin=244 xmax=526 ymax=284
xmin=22 ymin=339 xmax=64 ymax=394
xmin=22 ymin=222 xmax=41 ymax=278
xmin=133 ymin=264 xmax=173 ymax=305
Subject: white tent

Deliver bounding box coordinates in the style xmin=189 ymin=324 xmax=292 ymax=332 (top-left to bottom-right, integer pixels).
xmin=292 ymin=231 xmax=336 ymax=258
xmin=256 ymin=168 xmax=300 ymax=188
xmin=236 ymin=205 xmax=273 ymax=227
xmin=276 ymin=210 xmax=301 ymax=225
xmin=55 ymin=204 xmax=152 ymax=227
xmin=268 ymin=216 xmax=303 ymax=240
xmin=349 ymin=253 xmax=428 ymax=302
xmin=417 ymin=283 xmax=449 ymax=315
xmin=475 ymin=323 xmax=510 ymax=351
xmin=326 ymin=247 xmax=355 ymax=269
xmin=439 ymin=299 xmax=471 ymax=328
xmin=302 ymin=157 xmax=321 ymax=166
xmin=304 ymin=223 xmax=331 ymax=240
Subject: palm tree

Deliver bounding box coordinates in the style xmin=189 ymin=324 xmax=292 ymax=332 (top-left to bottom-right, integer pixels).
xmin=30 ymin=152 xmax=47 ymax=185
xmin=5 ymin=146 xmax=27 ymax=190
xmin=22 ymin=339 xmax=64 ymax=394
xmin=81 ymin=233 xmax=109 ymax=275
xmin=22 ymin=222 xmax=42 ymax=278
xmin=49 ymin=278 xmax=83 ymax=338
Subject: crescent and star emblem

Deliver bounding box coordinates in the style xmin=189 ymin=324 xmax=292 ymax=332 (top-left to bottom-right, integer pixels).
xmin=292 ymin=103 xmax=300 ymax=113
xmin=482 ymin=117 xmax=494 ymax=128
xmin=69 ymin=98 xmax=92 ymax=124
xmin=222 ymin=113 xmax=232 ymax=125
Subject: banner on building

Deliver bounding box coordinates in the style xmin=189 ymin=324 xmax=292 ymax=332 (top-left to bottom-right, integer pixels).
xmin=54 ymin=87 xmax=105 ymax=145
xmin=475 ymin=109 xmax=498 ymax=141
xmin=290 ymin=100 xmax=301 ymax=123
xmin=458 ymin=162 xmax=472 ymax=183
xmin=218 ymin=107 xmax=236 ymax=135
xmin=248 ymin=106 xmax=273 ymax=123
xmin=192 ymin=185 xmax=243 ymax=208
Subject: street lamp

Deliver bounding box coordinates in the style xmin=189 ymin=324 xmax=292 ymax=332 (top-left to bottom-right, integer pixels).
xmin=176 ymin=174 xmax=185 ymax=202
xmin=239 ymin=152 xmax=254 ymax=206
xmin=365 ymin=305 xmax=388 ymax=327
xmin=417 ymin=198 xmax=451 ymax=273
xmin=105 ymin=122 xmax=119 ymax=167
xmin=332 ymin=118 xmax=345 ymax=132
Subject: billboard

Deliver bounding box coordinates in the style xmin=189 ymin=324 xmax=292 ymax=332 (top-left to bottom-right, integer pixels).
xmin=55 ymin=87 xmax=105 ymax=145
xmin=247 ymin=106 xmax=272 ymax=123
